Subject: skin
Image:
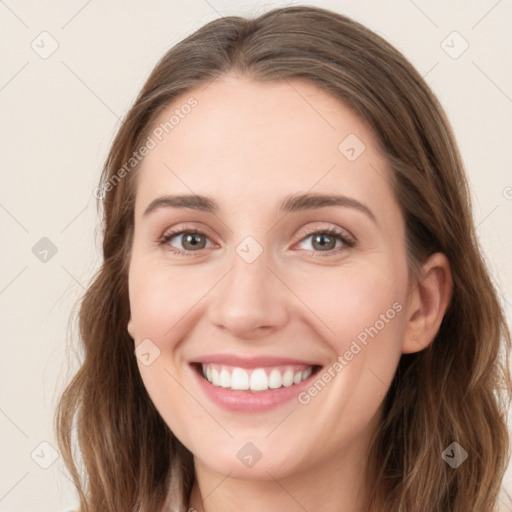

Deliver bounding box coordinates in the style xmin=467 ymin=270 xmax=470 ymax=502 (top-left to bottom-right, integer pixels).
xmin=126 ymin=72 xmax=452 ymax=512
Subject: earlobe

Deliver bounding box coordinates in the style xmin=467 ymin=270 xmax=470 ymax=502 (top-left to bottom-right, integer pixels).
xmin=402 ymin=252 xmax=453 ymax=354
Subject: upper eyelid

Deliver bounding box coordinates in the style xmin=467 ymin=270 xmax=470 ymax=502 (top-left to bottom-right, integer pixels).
xmin=161 ymin=222 xmax=355 ymax=249
xmin=161 ymin=221 xmax=354 ymax=239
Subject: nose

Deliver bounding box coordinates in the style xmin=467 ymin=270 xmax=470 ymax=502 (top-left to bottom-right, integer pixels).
xmin=206 ymin=246 xmax=290 ymax=340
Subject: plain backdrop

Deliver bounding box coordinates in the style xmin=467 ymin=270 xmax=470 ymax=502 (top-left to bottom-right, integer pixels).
xmin=1 ymin=1 xmax=511 ymax=510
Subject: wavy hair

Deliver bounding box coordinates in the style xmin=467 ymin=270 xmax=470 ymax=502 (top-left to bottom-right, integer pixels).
xmin=55 ymin=6 xmax=511 ymax=511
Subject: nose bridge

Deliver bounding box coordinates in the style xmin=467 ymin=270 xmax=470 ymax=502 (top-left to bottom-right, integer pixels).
xmin=231 ymin=235 xmax=271 ymax=293
xmin=207 ymin=234 xmax=289 ymax=337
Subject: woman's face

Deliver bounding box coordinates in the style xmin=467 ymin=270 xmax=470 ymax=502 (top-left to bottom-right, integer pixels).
xmin=127 ymin=73 xmax=411 ymax=480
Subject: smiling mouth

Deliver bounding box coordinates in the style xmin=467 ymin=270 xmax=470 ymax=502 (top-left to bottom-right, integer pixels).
xmin=192 ymin=363 xmax=321 ymax=393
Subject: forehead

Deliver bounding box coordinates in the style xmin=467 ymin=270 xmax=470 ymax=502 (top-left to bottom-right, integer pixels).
xmin=134 ymin=73 xmax=396 ymax=220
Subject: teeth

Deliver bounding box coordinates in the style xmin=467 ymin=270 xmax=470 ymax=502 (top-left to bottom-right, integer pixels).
xmin=219 ymin=368 xmax=231 ymax=388
xmin=282 ymin=369 xmax=294 ymax=387
xmin=268 ymin=369 xmax=282 ymax=389
xmin=200 ymin=363 xmax=315 ymax=392
xmin=231 ymin=368 xmax=249 ymax=390
xmin=250 ymin=369 xmax=268 ymax=391
xmin=211 ymin=367 xmax=220 ymax=386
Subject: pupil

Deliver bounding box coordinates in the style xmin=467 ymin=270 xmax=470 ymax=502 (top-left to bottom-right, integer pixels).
xmin=184 ymin=233 xmax=204 ymax=249
xmin=314 ymin=234 xmax=334 ymax=250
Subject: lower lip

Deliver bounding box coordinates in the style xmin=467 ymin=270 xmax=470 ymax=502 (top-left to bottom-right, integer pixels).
xmin=192 ymin=365 xmax=318 ymax=413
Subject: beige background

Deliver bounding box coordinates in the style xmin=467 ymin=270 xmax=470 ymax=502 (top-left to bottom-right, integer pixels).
xmin=1 ymin=0 xmax=511 ymax=510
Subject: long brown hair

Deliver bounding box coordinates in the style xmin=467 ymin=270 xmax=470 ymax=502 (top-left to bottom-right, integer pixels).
xmin=55 ymin=6 xmax=511 ymax=511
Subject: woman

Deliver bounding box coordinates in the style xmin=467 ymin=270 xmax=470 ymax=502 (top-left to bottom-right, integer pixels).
xmin=55 ymin=6 xmax=511 ymax=511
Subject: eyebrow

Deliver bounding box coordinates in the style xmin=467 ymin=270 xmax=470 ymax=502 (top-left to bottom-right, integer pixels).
xmin=143 ymin=192 xmax=376 ymax=223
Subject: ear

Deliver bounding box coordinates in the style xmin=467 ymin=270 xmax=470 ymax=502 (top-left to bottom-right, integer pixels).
xmin=127 ymin=316 xmax=135 ymax=339
xmin=402 ymin=252 xmax=453 ymax=354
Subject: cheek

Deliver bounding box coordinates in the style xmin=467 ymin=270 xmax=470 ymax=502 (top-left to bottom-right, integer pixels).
xmin=127 ymin=260 xmax=217 ymax=418
xmin=128 ymin=262 xmax=209 ymax=442
xmin=128 ymin=258 xmax=212 ymax=344
xmin=290 ymin=262 xmax=407 ymax=354
xmin=288 ymin=261 xmax=407 ymax=417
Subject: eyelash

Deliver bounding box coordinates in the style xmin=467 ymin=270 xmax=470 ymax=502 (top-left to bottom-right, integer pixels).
xmin=157 ymin=226 xmax=355 ymax=258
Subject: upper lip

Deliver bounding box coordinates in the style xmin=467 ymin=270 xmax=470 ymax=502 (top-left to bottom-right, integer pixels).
xmin=190 ymin=354 xmax=321 ymax=369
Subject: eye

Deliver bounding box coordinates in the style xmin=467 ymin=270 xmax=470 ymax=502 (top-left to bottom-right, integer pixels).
xmin=157 ymin=225 xmax=355 ymax=257
xmin=158 ymin=228 xmax=213 ymax=256
xmin=294 ymin=226 xmax=355 ymax=257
